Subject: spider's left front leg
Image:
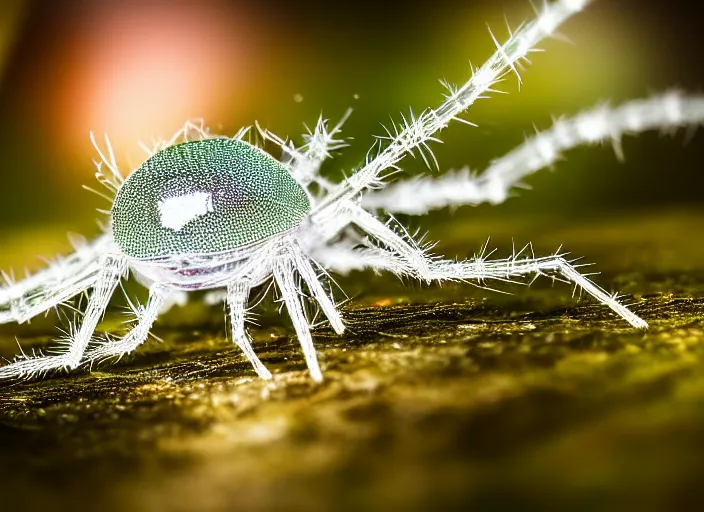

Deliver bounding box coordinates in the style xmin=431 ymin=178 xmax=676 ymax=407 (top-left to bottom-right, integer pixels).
xmin=0 ymin=254 xmax=127 ymax=379
xmin=226 ymin=281 xmax=273 ymax=380
xmin=273 ymin=242 xmax=344 ymax=382
xmin=319 ymin=203 xmax=647 ymax=329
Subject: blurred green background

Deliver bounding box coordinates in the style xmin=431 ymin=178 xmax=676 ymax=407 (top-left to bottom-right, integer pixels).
xmin=0 ymin=0 xmax=702 ymax=269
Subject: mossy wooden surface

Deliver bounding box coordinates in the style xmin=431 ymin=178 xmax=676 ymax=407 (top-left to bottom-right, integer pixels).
xmin=0 ymin=210 xmax=703 ymax=511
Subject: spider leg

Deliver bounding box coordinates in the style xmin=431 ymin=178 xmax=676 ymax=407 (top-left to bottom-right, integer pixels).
xmin=332 ymin=204 xmax=647 ymax=329
xmin=222 ymin=244 xmax=343 ymax=382
xmin=362 ymin=92 xmax=704 ymax=214
xmin=347 ymin=205 xmax=430 ymax=275
xmin=0 ymin=254 xmax=127 ymax=379
xmin=289 ymin=245 xmax=344 ymax=335
xmin=311 ymin=242 xmax=401 ymax=275
xmin=226 ymin=281 xmax=272 ymax=380
xmin=0 ymin=234 xmax=111 ymax=324
xmin=313 ymin=0 xmax=590 ymax=212
xmin=83 ymin=283 xmax=167 ymax=366
xmin=273 ymin=250 xmax=325 ymax=382
xmin=425 ymin=255 xmax=647 ymax=329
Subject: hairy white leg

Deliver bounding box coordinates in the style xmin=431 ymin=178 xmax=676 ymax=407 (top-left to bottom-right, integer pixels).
xmin=346 ymin=203 xmax=430 ymax=277
xmin=426 ymin=255 xmax=647 ymax=329
xmin=320 ymin=207 xmax=647 ymax=329
xmin=292 ymin=109 xmax=352 ymax=188
xmin=273 ymin=253 xmax=323 ymax=382
xmin=84 ymin=283 xmax=168 ymax=365
xmin=257 ymin=109 xmax=351 ymax=190
xmin=0 ymin=254 xmax=127 ymax=379
xmin=0 ymin=234 xmax=111 ymax=324
xmin=363 ymin=92 xmax=704 ymax=213
xmin=313 ymin=0 xmax=591 ymax=216
xmin=319 ymin=240 xmax=646 ymax=328
xmin=289 ymin=245 xmax=344 ymax=334
xmin=227 ymin=281 xmax=272 ymax=380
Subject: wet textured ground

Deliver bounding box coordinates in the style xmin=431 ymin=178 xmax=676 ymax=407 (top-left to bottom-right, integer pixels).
xmin=0 ymin=210 xmax=703 ymax=511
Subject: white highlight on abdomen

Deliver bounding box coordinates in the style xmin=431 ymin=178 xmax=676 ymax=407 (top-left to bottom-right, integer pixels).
xmin=158 ymin=191 xmax=214 ymax=231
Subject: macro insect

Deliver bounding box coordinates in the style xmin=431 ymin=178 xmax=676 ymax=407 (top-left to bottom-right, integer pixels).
xmin=1 ymin=0 xmax=703 ymax=382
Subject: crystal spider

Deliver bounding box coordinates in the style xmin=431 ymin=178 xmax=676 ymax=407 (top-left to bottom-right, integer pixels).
xmin=1 ymin=0 xmax=703 ymax=382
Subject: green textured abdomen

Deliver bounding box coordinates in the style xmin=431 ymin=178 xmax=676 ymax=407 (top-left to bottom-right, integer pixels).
xmin=111 ymin=139 xmax=310 ymax=259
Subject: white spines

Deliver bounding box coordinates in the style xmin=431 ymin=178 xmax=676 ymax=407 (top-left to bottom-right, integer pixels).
xmin=363 ymin=92 xmax=704 ymax=214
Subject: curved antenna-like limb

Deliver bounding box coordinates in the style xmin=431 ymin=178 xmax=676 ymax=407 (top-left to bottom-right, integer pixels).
xmin=83 ymin=283 xmax=168 ymax=365
xmin=314 ymin=0 xmax=592 ymax=214
xmin=256 ymin=109 xmax=352 ymax=192
xmin=0 ymin=254 xmax=127 ymax=379
xmin=292 ymin=109 xmax=353 ymax=189
xmin=363 ymin=92 xmax=704 ymax=213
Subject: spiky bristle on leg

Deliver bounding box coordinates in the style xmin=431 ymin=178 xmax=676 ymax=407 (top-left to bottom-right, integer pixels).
xmin=226 ymin=281 xmax=273 ymax=380
xmin=274 ymin=253 xmax=324 ymax=382
xmin=363 ymin=92 xmax=704 ymax=214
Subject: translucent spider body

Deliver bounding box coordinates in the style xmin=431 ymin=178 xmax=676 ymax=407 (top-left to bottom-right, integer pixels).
xmin=2 ymin=0 xmax=704 ymax=382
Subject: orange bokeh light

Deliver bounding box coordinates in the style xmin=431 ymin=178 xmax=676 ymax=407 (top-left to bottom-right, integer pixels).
xmin=53 ymin=1 xmax=259 ymax=167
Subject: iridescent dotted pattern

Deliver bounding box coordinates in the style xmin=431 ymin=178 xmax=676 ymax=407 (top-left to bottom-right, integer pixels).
xmin=112 ymin=138 xmax=310 ymax=259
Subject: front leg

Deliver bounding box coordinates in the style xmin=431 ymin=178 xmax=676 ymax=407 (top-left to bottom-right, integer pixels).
xmin=0 ymin=254 xmax=127 ymax=379
xmin=0 ymin=234 xmax=111 ymax=324
xmin=226 ymin=281 xmax=272 ymax=380
xmin=273 ymin=249 xmax=324 ymax=382
xmin=315 ymin=206 xmax=647 ymax=329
